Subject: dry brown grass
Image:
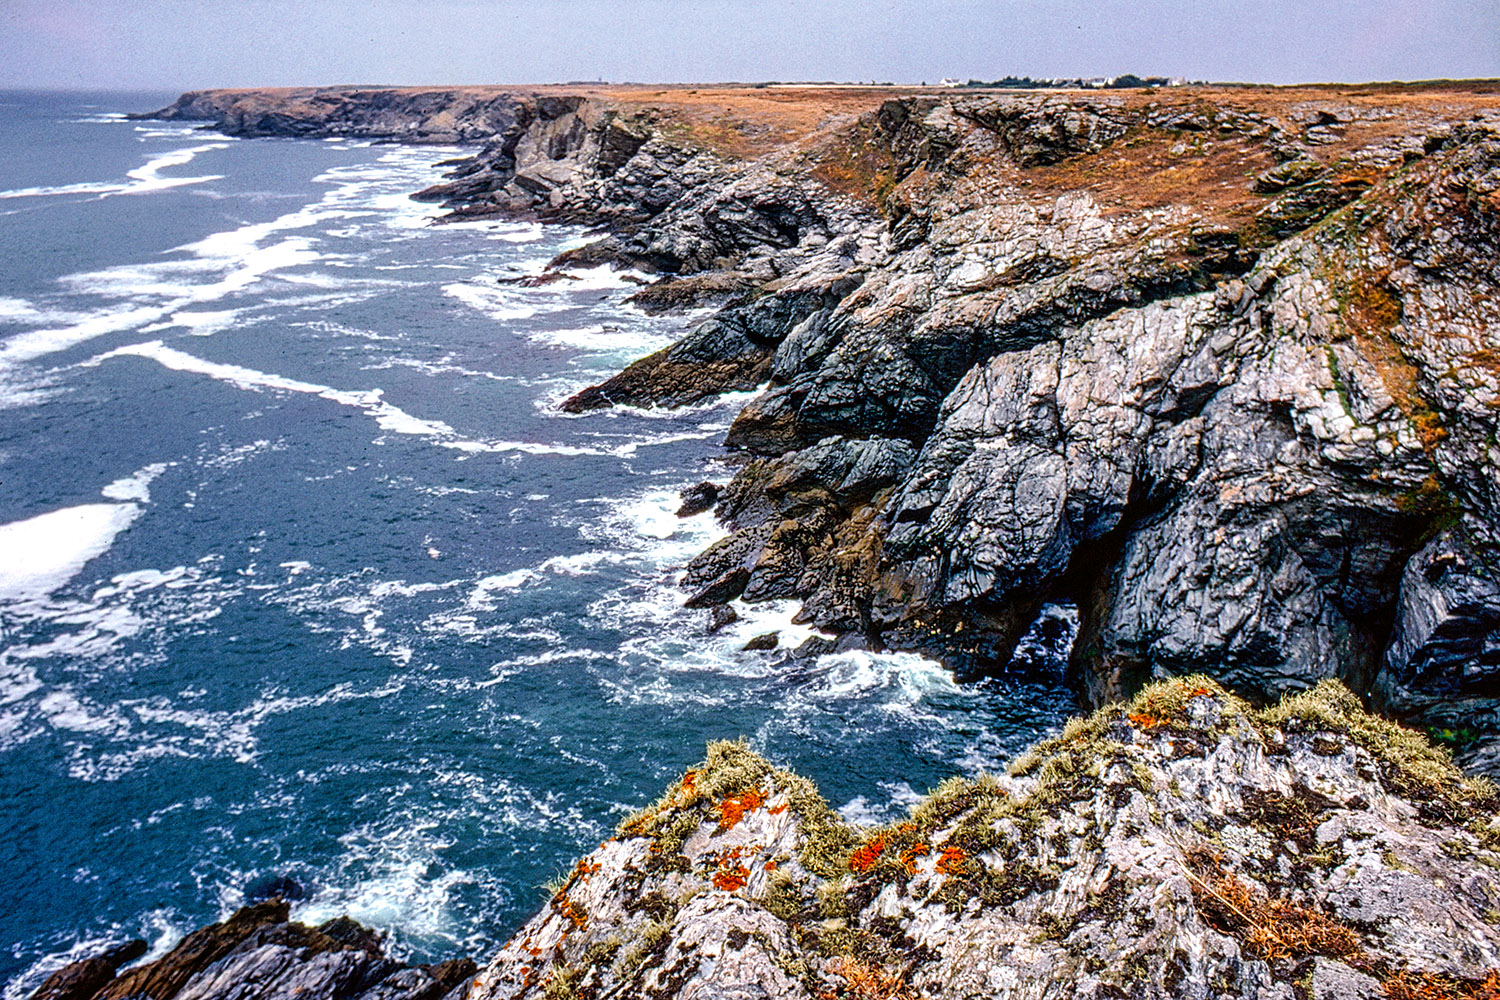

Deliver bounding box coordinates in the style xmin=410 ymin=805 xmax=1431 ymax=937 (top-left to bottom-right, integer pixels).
xmin=1384 ymin=970 xmax=1500 ymax=1000
xmin=818 ymin=956 xmax=918 ymax=1000
xmin=1185 ymin=848 xmax=1362 ymax=962
xmin=1020 ymin=127 xmax=1277 ymax=223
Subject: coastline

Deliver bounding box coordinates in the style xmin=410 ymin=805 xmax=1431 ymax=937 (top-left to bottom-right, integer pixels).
xmin=140 ymin=80 xmax=1500 ymax=765
xmin=16 ymin=80 xmax=1500 ymax=999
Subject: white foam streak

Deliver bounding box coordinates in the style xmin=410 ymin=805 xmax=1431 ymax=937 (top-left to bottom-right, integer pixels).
xmin=0 ymin=503 xmax=142 ymax=601
xmin=0 ymin=144 xmax=226 ymax=201
xmin=100 ymin=341 xmax=456 ymax=438
xmin=0 ymin=239 xmax=319 ymax=365
xmin=102 ymin=462 xmax=171 ymax=503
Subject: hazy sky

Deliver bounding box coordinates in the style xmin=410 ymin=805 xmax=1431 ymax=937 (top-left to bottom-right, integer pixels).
xmin=2 ymin=0 xmax=1496 ymax=91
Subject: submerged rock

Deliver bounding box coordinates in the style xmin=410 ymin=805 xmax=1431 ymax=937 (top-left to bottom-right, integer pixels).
xmin=743 ymin=631 xmax=780 ymax=651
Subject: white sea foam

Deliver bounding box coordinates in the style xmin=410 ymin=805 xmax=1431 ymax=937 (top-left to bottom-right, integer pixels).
xmin=442 ymin=281 xmax=540 ymax=322
xmin=0 ymin=295 xmax=89 ymax=327
xmin=838 ymin=782 xmax=924 ymax=827
xmin=523 ymin=323 xmax=677 ymax=357
xmin=0 ymin=503 xmax=142 ymax=601
xmin=0 ymin=140 xmax=476 ymax=371
xmin=101 ymin=462 xmax=171 ymax=503
xmin=0 ymin=238 xmax=320 ymax=366
xmin=0 ymin=143 xmax=227 ymax=201
xmin=100 ymin=341 xmax=456 ymax=438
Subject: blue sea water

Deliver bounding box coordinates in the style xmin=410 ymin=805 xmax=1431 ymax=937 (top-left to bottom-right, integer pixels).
xmin=0 ymin=91 xmax=1076 ymax=994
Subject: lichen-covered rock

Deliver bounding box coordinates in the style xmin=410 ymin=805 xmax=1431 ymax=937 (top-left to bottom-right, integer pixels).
xmin=467 ymin=679 xmax=1500 ymax=1000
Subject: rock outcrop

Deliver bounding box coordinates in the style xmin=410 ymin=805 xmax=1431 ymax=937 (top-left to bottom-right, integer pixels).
xmin=29 ymin=901 xmax=476 ymax=1000
xmin=466 ymin=679 xmax=1500 ymax=999
xmin=36 ymin=680 xmax=1500 ymax=1000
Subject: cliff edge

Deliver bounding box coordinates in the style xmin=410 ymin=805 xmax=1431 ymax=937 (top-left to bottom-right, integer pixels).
xmin=37 ymin=679 xmax=1500 ymax=999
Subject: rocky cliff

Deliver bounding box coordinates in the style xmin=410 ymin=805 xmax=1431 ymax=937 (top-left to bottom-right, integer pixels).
xmin=256 ymin=81 xmax=1500 ymax=773
xmin=140 ymin=81 xmax=1500 ymax=757
xmin=94 ymin=81 xmax=1500 ymax=999
xmin=38 ymin=679 xmax=1500 ymax=999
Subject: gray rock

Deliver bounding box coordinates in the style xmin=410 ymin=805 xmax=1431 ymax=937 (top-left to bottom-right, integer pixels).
xmin=1308 ymin=958 xmax=1382 ymax=1000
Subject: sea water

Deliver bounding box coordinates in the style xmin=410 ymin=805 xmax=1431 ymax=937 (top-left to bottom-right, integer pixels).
xmin=0 ymin=91 xmax=1076 ymax=993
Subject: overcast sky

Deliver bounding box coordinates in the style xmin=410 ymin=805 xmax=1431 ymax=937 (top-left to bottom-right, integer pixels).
xmin=2 ymin=0 xmax=1496 ymax=91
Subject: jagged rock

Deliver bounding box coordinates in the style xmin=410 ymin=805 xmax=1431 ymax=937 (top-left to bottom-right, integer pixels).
xmin=742 ymin=632 xmax=779 ymax=651
xmin=28 ymin=940 xmax=147 ymax=1000
xmin=31 ymin=901 xmax=467 ymax=1000
xmin=94 ymin=900 xmax=291 ymax=1000
xmin=706 ymin=603 xmax=740 ymax=632
xmin=675 ymin=482 xmax=721 ymax=518
xmin=466 ymin=680 xmax=1500 ymax=1000
xmin=421 ymin=83 xmax=1500 ymax=758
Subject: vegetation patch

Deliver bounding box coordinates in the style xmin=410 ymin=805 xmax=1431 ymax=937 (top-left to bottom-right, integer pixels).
xmin=1185 ymin=847 xmax=1361 ymax=962
xmin=618 ymin=739 xmax=855 ymax=877
xmin=817 ymin=955 xmax=918 ymax=1000
xmin=1257 ymin=680 xmax=1498 ymax=824
xmin=810 ymin=119 xmax=899 ymax=208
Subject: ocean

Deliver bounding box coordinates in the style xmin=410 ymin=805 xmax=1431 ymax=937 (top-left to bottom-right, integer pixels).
xmin=0 ymin=91 xmax=1076 ymax=994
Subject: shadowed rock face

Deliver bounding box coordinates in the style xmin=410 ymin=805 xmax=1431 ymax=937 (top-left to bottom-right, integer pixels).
xmin=27 ymin=901 xmax=477 ymax=1000
xmin=141 ymin=82 xmax=1500 ymax=762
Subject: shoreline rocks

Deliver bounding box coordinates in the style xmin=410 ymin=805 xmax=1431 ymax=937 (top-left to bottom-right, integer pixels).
xmin=135 ymin=82 xmax=1500 ymax=762
xmin=29 ymin=902 xmax=476 ymax=1000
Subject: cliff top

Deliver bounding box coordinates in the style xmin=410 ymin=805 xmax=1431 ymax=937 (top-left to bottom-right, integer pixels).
xmin=152 ymin=81 xmax=1500 ymax=158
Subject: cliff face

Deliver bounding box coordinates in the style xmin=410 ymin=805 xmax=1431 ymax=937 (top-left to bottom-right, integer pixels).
xmin=143 ymin=83 xmax=1500 ymax=764
xmin=138 ymin=87 xmax=537 ymax=143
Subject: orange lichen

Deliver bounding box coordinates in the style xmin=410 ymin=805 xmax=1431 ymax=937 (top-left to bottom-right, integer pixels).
xmin=935 ymin=846 xmax=969 ymax=875
xmin=899 ymin=843 xmax=930 ymax=874
xmin=765 ymin=860 xmax=778 ymax=871
xmin=849 ymin=837 xmax=886 ymax=874
xmin=713 ymin=863 xmax=751 ymax=891
xmin=717 ymin=787 xmax=766 ymax=830
xmin=707 ymin=844 xmax=757 ymax=891
xmin=556 ymin=897 xmax=588 ymax=932
xmin=768 ymin=802 xmax=788 ymax=815
xmin=1128 ymin=712 xmax=1167 ymax=729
